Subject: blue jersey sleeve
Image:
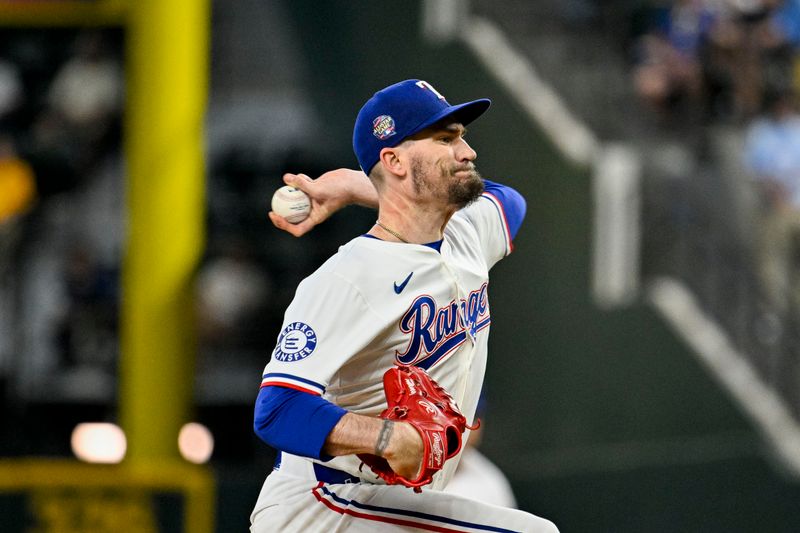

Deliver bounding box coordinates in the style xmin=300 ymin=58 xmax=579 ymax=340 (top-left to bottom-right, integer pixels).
xmin=254 ymin=385 xmax=347 ymax=461
xmin=482 ymin=179 xmax=527 ymax=241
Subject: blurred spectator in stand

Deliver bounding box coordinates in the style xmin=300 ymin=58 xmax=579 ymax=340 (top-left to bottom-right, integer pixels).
xmin=763 ymin=0 xmax=800 ymax=48
xmin=0 ymin=136 xmax=37 ymax=393
xmin=0 ymin=57 xmax=23 ymax=129
xmin=743 ymin=86 xmax=800 ymax=313
xmin=196 ymin=240 xmax=272 ymax=350
xmin=706 ymin=1 xmax=772 ymax=120
xmin=632 ymin=0 xmax=800 ymax=123
xmin=0 ymin=136 xmax=36 ymax=227
xmin=760 ymin=0 xmax=800 ymax=89
xmin=632 ymin=0 xmax=720 ymax=121
xmin=25 ymin=105 xmax=81 ymax=198
xmin=704 ymin=0 xmax=800 ymax=121
xmin=45 ymin=31 xmax=122 ymax=173
xmin=0 ymin=135 xmax=36 ymax=276
xmin=0 ymin=28 xmax=125 ymax=413
xmin=0 ymin=134 xmax=36 ymax=308
xmin=54 ymin=241 xmax=119 ymax=374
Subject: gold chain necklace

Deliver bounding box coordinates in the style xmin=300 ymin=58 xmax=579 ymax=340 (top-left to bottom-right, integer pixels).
xmin=375 ymin=220 xmax=409 ymax=243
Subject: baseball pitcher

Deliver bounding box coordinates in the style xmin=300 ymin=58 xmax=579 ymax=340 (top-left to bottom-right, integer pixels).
xmin=251 ymin=79 xmax=559 ymax=533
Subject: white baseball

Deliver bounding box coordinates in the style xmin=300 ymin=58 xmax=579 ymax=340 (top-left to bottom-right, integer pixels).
xmin=271 ymin=185 xmax=311 ymax=224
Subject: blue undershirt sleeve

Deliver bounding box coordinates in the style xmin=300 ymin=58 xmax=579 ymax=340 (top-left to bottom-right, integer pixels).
xmin=253 ymin=385 xmax=347 ymax=461
xmin=483 ymin=179 xmax=527 ymax=240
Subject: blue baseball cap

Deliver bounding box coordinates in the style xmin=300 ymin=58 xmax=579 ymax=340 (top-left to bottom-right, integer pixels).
xmin=353 ymin=79 xmax=491 ymax=174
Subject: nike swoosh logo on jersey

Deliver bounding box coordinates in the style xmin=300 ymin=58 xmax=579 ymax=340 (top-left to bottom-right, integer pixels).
xmin=393 ymin=272 xmax=414 ymax=294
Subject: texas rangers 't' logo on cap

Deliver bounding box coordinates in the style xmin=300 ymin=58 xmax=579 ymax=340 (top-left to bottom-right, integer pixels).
xmin=372 ymin=115 xmax=396 ymax=140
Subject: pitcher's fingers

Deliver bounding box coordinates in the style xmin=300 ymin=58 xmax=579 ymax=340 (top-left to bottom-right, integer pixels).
xmin=282 ymin=172 xmax=301 ymax=184
xmin=288 ymin=217 xmax=316 ymax=237
xmin=268 ymin=211 xmax=312 ymax=237
xmin=282 ymin=173 xmax=314 ymax=193
xmin=268 ymin=211 xmax=301 ymax=236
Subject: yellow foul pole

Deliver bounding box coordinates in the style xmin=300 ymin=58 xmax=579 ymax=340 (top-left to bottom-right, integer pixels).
xmin=121 ymin=0 xmax=210 ymax=461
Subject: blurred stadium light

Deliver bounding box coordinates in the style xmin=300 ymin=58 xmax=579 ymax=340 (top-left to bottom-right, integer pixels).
xmin=71 ymin=422 xmax=126 ymax=463
xmin=178 ymin=422 xmax=214 ymax=465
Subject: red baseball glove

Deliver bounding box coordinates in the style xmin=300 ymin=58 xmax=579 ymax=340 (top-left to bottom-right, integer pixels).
xmin=357 ymin=365 xmax=479 ymax=492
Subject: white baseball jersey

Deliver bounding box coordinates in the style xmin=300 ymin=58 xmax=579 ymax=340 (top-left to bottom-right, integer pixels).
xmin=259 ymin=189 xmax=512 ymax=489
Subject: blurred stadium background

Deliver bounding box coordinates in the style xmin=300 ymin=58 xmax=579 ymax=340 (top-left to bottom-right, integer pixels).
xmin=2 ymin=0 xmax=800 ymax=531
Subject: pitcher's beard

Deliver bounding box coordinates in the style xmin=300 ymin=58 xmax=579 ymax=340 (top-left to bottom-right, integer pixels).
xmin=447 ymin=167 xmax=484 ymax=208
xmin=411 ymin=158 xmax=485 ymax=209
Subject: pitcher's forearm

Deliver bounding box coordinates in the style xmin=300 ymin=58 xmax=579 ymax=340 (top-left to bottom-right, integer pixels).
xmin=322 ymin=412 xmax=422 ymax=479
xmin=341 ymin=168 xmax=379 ymax=208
